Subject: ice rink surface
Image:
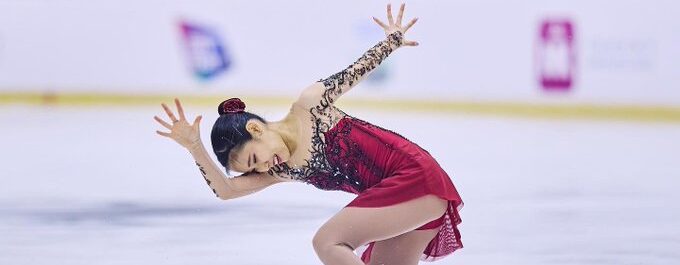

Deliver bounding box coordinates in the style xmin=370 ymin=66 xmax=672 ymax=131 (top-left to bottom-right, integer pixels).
xmin=1 ymin=105 xmax=679 ymax=265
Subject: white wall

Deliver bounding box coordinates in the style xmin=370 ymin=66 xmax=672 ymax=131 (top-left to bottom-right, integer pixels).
xmin=0 ymin=0 xmax=678 ymax=105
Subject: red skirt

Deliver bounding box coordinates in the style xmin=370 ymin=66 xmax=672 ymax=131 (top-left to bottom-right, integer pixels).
xmin=344 ymin=155 xmax=464 ymax=263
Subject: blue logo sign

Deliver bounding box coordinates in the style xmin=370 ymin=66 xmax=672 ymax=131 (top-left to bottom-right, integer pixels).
xmin=179 ymin=20 xmax=232 ymax=81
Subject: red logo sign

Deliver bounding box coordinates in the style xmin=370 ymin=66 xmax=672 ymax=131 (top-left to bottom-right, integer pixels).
xmin=536 ymin=19 xmax=576 ymax=91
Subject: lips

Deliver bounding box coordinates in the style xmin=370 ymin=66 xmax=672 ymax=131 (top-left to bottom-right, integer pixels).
xmin=273 ymin=154 xmax=282 ymax=166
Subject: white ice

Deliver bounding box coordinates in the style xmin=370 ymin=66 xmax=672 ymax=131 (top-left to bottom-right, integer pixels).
xmin=1 ymin=105 xmax=679 ymax=265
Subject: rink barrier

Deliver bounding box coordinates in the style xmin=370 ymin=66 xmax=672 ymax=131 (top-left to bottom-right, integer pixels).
xmin=1 ymin=92 xmax=679 ymax=123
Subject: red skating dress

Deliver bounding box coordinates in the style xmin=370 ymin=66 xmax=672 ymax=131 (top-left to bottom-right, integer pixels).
xmin=278 ymin=114 xmax=464 ymax=263
xmin=266 ymin=30 xmax=463 ymax=263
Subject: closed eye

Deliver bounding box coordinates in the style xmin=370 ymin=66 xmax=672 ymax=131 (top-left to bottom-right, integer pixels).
xmin=251 ymin=154 xmax=259 ymax=172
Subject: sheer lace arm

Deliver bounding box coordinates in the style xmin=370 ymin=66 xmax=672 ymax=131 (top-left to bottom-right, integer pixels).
xmin=316 ymin=31 xmax=404 ymax=106
xmin=268 ymin=162 xmax=308 ymax=182
xmin=188 ymin=144 xmax=285 ymax=200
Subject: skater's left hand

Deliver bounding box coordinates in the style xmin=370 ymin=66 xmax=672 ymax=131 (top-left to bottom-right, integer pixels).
xmin=372 ymin=3 xmax=419 ymax=46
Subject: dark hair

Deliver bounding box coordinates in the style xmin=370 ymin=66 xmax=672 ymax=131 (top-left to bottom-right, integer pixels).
xmin=210 ymin=99 xmax=266 ymax=173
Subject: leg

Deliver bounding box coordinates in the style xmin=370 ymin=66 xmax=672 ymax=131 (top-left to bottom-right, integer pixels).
xmin=368 ymin=226 xmax=441 ymax=265
xmin=312 ymin=194 xmax=447 ymax=265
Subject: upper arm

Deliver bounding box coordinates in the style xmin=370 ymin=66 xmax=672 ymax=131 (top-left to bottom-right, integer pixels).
xmin=293 ymin=54 xmax=387 ymax=108
xmin=294 ymin=31 xmax=404 ymax=108
xmin=293 ymin=81 xmax=327 ymax=110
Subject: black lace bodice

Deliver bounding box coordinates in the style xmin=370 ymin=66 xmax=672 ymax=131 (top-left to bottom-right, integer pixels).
xmin=266 ymin=31 xmax=411 ymax=193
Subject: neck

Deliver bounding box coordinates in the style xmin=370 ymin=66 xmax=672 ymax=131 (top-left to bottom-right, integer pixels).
xmin=269 ymin=116 xmax=299 ymax=155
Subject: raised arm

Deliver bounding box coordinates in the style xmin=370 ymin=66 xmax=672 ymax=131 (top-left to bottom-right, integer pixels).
xmin=298 ymin=3 xmax=419 ymax=107
xmin=154 ymin=99 xmax=284 ymax=200
xmin=317 ymin=31 xmax=404 ymax=105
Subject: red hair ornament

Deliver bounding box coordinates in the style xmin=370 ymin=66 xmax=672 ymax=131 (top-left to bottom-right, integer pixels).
xmin=219 ymin=98 xmax=246 ymax=115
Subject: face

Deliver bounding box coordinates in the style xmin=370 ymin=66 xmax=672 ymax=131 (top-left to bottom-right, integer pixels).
xmin=228 ymin=120 xmax=291 ymax=174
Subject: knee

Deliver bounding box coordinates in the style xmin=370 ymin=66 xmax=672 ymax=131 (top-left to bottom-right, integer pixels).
xmin=312 ymin=229 xmax=326 ymax=253
xmin=312 ymin=228 xmax=335 ymax=253
xmin=312 ymin=227 xmax=356 ymax=254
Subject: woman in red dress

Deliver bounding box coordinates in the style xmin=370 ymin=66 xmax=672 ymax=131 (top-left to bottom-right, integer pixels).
xmin=154 ymin=3 xmax=463 ymax=264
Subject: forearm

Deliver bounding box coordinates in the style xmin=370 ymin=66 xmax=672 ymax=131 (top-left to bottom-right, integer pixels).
xmin=187 ymin=141 xmax=233 ymax=199
xmin=188 ymin=142 xmax=280 ymax=200
xmin=318 ymin=31 xmax=404 ymax=104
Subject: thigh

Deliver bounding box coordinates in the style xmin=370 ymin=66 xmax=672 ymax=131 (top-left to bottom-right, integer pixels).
xmin=368 ymin=226 xmax=441 ymax=265
xmin=314 ymin=194 xmax=447 ymax=250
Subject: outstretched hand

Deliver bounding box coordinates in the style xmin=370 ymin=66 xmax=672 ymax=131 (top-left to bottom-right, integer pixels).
xmin=372 ymin=3 xmax=419 ymax=46
xmin=154 ymin=98 xmax=203 ymax=150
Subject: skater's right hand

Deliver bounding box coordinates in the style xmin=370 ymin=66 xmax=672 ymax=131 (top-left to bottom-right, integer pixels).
xmin=154 ymin=98 xmax=204 ymax=151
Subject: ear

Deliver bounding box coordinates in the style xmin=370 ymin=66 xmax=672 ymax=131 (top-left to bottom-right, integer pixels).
xmin=245 ymin=119 xmax=265 ymax=139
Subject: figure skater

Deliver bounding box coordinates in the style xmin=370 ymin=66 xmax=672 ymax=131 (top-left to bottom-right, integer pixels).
xmin=154 ymin=3 xmax=463 ymax=264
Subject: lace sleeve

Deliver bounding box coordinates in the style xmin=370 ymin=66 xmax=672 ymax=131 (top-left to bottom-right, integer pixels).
xmin=267 ymin=163 xmax=308 ymax=182
xmin=317 ymin=31 xmax=404 ymax=106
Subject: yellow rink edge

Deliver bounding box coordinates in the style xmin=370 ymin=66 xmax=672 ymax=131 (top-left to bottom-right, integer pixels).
xmin=1 ymin=92 xmax=679 ymax=123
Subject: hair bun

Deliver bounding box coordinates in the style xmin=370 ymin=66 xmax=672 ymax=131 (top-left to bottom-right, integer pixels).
xmin=218 ymin=98 xmax=246 ymax=115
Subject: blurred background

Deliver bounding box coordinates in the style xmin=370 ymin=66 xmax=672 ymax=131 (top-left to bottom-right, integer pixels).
xmin=1 ymin=0 xmax=679 ymax=264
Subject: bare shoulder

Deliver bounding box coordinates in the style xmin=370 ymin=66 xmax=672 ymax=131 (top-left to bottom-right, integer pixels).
xmin=292 ymin=81 xmax=326 ymax=110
